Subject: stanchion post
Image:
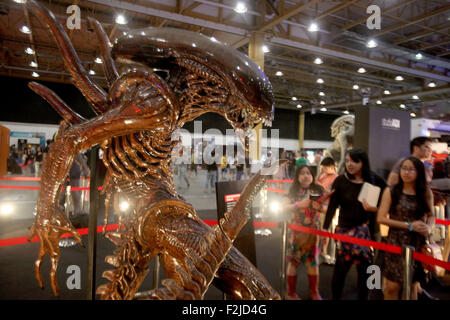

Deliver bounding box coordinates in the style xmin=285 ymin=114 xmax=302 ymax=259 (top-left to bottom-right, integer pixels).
xmin=87 ymin=147 xmax=100 ymax=300
xmin=280 ymin=220 xmax=287 ymax=299
xmin=401 ymin=245 xmax=414 ymax=300
xmin=153 ymin=255 xmax=160 ymax=289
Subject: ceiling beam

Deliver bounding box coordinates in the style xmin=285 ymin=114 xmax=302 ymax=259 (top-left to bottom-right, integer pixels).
xmin=393 ymin=23 xmax=450 ymax=44
xmin=315 ymin=0 xmax=358 ymax=21
xmin=270 ymin=37 xmax=450 ymax=82
xmin=419 ymin=38 xmax=450 ymax=51
xmin=373 ymin=4 xmax=450 ymax=37
xmin=304 ymin=85 xmax=450 ymax=110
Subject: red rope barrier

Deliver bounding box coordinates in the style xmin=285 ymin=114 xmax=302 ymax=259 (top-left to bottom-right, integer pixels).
xmin=266 ymin=187 xmax=287 ymax=194
xmin=267 ymin=179 xmax=293 ymax=183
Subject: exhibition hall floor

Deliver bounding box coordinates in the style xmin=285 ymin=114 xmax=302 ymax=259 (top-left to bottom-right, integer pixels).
xmin=0 ymin=169 xmax=448 ymax=300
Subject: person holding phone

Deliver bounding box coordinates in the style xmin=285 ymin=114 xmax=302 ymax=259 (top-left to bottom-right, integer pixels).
xmin=323 ymin=149 xmax=386 ymax=300
xmin=282 ymin=165 xmax=328 ymax=300
xmin=377 ymin=157 xmax=434 ymax=300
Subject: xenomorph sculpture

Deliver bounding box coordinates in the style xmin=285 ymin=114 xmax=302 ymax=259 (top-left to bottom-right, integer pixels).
xmin=26 ymin=1 xmax=280 ymax=300
xmin=324 ymin=115 xmax=354 ymax=174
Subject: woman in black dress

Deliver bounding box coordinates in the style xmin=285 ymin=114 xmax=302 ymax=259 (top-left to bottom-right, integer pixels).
xmin=323 ymin=149 xmax=386 ymax=300
xmin=377 ymin=156 xmax=434 ymax=300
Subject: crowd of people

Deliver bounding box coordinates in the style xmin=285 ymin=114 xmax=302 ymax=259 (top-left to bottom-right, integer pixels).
xmin=282 ymin=136 xmax=449 ymax=300
xmin=8 ymin=143 xmax=44 ymax=176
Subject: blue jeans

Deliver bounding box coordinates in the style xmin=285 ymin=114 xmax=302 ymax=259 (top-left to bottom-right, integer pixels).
xmin=205 ymin=170 xmax=217 ymax=190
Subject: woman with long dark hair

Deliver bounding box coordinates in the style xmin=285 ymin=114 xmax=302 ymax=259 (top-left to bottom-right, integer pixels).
xmin=377 ymin=156 xmax=434 ymax=300
xmin=323 ymin=148 xmax=386 ymax=300
xmin=283 ymin=165 xmax=327 ymax=300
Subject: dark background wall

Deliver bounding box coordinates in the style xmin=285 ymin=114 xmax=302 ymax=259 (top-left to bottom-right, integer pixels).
xmin=0 ymin=76 xmax=337 ymax=141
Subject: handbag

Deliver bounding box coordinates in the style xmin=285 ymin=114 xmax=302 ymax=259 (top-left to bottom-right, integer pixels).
xmin=421 ymin=239 xmax=445 ymax=277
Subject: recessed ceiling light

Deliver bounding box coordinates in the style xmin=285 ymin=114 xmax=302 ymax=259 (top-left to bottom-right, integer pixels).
xmin=343 ymin=110 xmax=350 ymax=114
xmin=31 ymin=72 xmax=39 ymax=78
xmin=292 ymin=97 xmax=297 ymax=101
xmin=115 ymin=14 xmax=128 ymax=25
xmin=234 ymin=2 xmax=248 ymax=13
xmin=412 ymin=95 xmax=419 ymax=100
xmin=316 ymin=78 xmax=324 ymax=84
xmin=275 ymin=71 xmax=283 ymax=76
xmin=262 ymin=45 xmax=269 ymax=53
xmin=319 ymin=92 xmax=325 ymax=96
xmin=383 ymin=90 xmax=391 ymax=95
xmin=399 ymin=104 xmax=406 ymax=109
xmin=320 ymin=101 xmax=326 ymax=105
xmin=320 ymin=107 xmax=327 ymax=111
xmin=395 ymin=75 xmax=404 ymax=81
xmin=410 ymin=112 xmax=416 ymax=117
xmin=297 ymin=104 xmax=302 ymax=109
xmin=20 ymin=25 xmax=31 ymax=34
xmin=14 ymin=0 xmax=27 ymax=3
xmin=314 ymin=57 xmax=323 ymax=65
xmin=30 ymin=61 xmax=38 ymax=68
xmin=308 ymin=22 xmax=319 ymax=32
xmin=95 ymin=57 xmax=102 ymax=64
xmin=353 ymin=84 xmax=359 ymax=90
xmin=427 ymin=82 xmax=436 ymax=88
xmin=366 ymin=39 xmax=378 ymax=48
xmin=89 ymin=70 xmax=96 ymax=75
xmin=415 ymin=53 xmax=423 ymax=60
xmin=376 ymin=100 xmax=382 ymax=104
xmin=358 ymin=67 xmax=366 ymax=73
xmin=210 ymin=37 xmax=218 ymax=42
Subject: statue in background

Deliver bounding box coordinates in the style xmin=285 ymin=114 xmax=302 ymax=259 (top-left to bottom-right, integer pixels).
xmin=324 ymin=115 xmax=355 ymax=174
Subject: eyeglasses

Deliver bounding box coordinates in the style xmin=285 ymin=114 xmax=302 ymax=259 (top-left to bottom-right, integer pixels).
xmin=400 ymin=166 xmax=416 ymax=173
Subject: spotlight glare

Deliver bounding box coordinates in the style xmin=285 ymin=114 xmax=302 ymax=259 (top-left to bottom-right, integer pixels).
xmin=410 ymin=112 xmax=416 ymax=117
xmin=376 ymin=100 xmax=382 ymax=105
xmin=115 ymin=14 xmax=128 ymax=25
xmin=320 ymin=107 xmax=327 ymax=111
xmin=366 ymin=39 xmax=378 ymax=48
xmin=319 ymin=92 xmax=325 ymax=96
xmin=320 ymin=101 xmax=326 ymax=105
xmin=269 ymin=201 xmax=280 ymax=214
xmin=412 ymin=95 xmax=419 ymax=100
xmin=89 ymin=70 xmax=95 ymax=75
xmin=0 ymin=204 xmax=13 ymax=216
xmin=234 ymin=2 xmax=248 ymax=14
xmin=292 ymin=97 xmax=297 ymax=101
xmin=262 ymin=45 xmax=269 ymax=53
xmin=308 ymin=22 xmax=319 ymax=32
xmin=343 ymin=110 xmax=349 ymax=114
xmin=119 ymin=201 xmax=130 ymax=212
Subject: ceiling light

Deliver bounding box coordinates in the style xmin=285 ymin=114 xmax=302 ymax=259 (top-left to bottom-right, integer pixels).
xmin=319 ymin=92 xmax=325 ymax=96
xmin=395 ymin=75 xmax=404 ymax=81
xmin=314 ymin=57 xmax=323 ymax=65
xmin=320 ymin=107 xmax=327 ymax=111
xmin=366 ymin=39 xmax=378 ymax=48
xmin=308 ymin=22 xmax=319 ymax=32
xmin=115 ymin=14 xmax=128 ymax=25
xmin=13 ymin=0 xmax=27 ymax=3
xmin=275 ymin=71 xmax=283 ymax=76
xmin=20 ymin=25 xmax=31 ymax=34
xmin=89 ymin=70 xmax=96 ymax=75
xmin=25 ymin=47 xmax=34 ymax=55
xmin=399 ymin=104 xmax=406 ymax=109
xmin=292 ymin=97 xmax=297 ymax=101
xmin=358 ymin=67 xmax=366 ymax=73
xmin=95 ymin=57 xmax=102 ymax=64
xmin=210 ymin=37 xmax=218 ymax=42
xmin=412 ymin=95 xmax=419 ymax=100
xmin=31 ymin=72 xmax=39 ymax=78
xmin=376 ymin=100 xmax=382 ymax=105
xmin=320 ymin=101 xmax=326 ymax=105
xmin=353 ymin=84 xmax=359 ymax=90
xmin=383 ymin=90 xmax=391 ymax=95
xmin=427 ymin=82 xmax=436 ymax=88
xmin=343 ymin=110 xmax=350 ymax=114
xmin=262 ymin=45 xmax=269 ymax=53
xmin=415 ymin=53 xmax=423 ymax=60
xmin=234 ymin=2 xmax=248 ymax=13
xmin=297 ymin=104 xmax=302 ymax=109
xmin=316 ymin=78 xmax=324 ymax=84
xmin=29 ymin=61 xmax=38 ymax=68
xmin=410 ymin=112 xmax=416 ymax=117
xmin=0 ymin=204 xmax=13 ymax=216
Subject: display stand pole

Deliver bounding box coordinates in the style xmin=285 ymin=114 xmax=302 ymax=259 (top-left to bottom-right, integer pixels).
xmin=280 ymin=220 xmax=287 ymax=299
xmin=87 ymin=146 xmax=100 ymax=300
xmin=153 ymin=255 xmax=160 ymax=289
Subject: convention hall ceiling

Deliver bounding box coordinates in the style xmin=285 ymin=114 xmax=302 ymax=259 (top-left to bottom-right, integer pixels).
xmin=1 ymin=0 xmax=449 ymax=120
